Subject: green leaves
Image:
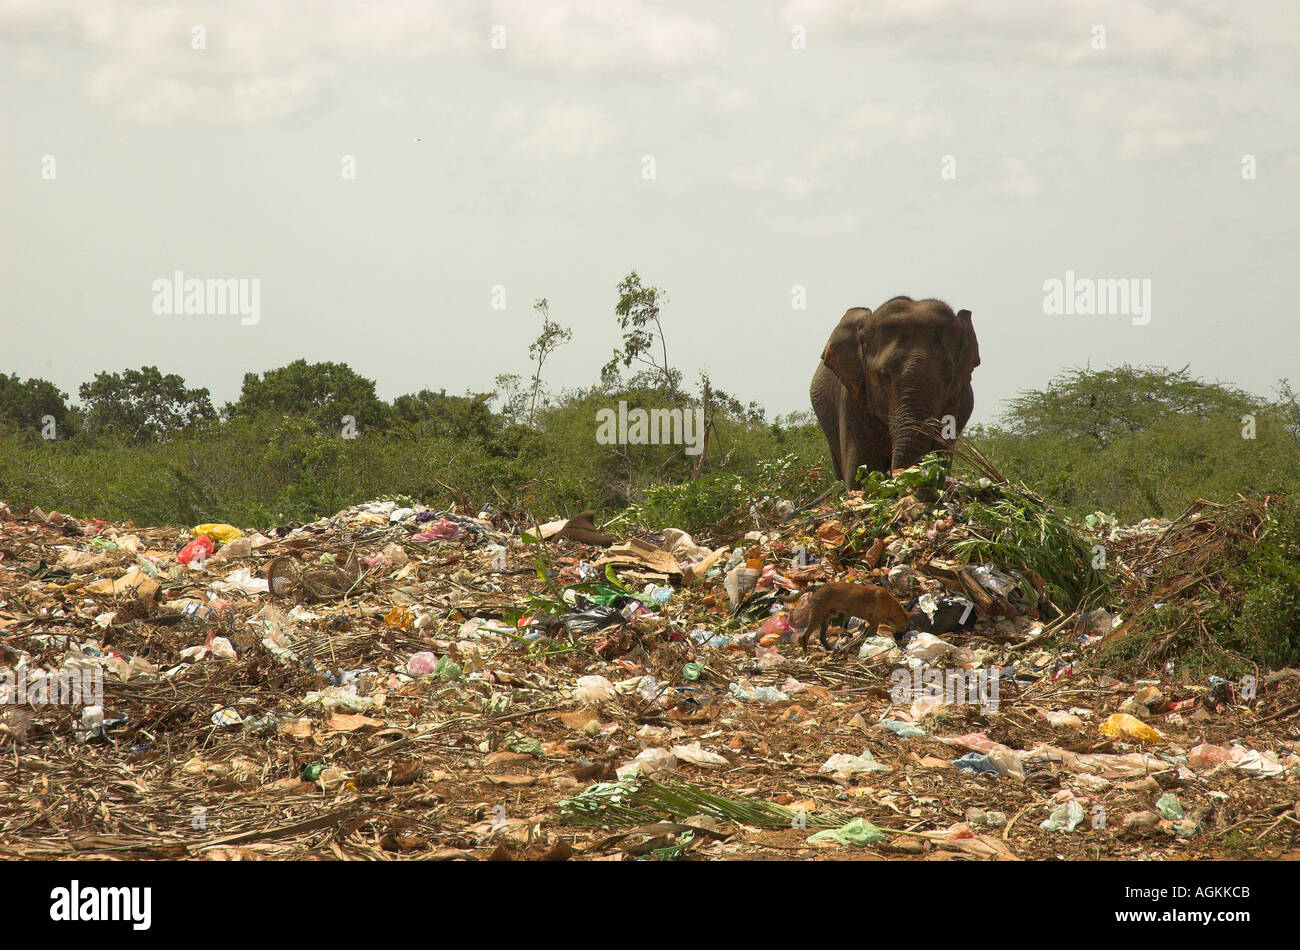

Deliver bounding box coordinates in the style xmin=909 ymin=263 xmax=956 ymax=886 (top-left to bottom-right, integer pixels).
xmin=0 ymin=373 xmax=72 ymax=437
xmin=78 ymin=366 xmax=215 ymax=445
xmin=228 ymin=359 xmax=389 ymax=433
xmin=855 ymin=453 xmax=948 ymax=498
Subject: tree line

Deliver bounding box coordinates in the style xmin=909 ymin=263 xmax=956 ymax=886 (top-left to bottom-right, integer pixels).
xmin=0 ymin=269 xmax=1296 ymax=529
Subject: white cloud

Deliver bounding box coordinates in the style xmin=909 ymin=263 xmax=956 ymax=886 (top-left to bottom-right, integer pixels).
xmin=722 ymin=97 xmax=944 ymax=203
xmin=0 ymin=0 xmax=718 ymax=124
xmin=1116 ymin=127 xmax=1212 ymax=161
xmin=1070 ymin=90 xmax=1213 ymax=161
xmin=778 ymin=0 xmax=1280 ymax=71
xmin=778 ymin=175 xmax=816 ymax=198
xmin=87 ymin=63 xmax=202 ymax=125
xmin=495 ymin=0 xmax=720 ymax=72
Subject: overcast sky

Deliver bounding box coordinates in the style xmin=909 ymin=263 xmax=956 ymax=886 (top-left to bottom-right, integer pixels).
xmin=2 ymin=0 xmax=1296 ymax=424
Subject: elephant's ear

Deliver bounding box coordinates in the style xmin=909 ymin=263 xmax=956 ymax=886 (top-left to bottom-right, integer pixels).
xmin=822 ymin=308 xmax=869 ymax=398
xmin=956 ymin=309 xmax=980 ymax=370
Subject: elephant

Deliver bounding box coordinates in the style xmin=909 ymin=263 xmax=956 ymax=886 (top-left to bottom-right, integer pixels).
xmin=810 ymin=296 xmax=980 ymax=486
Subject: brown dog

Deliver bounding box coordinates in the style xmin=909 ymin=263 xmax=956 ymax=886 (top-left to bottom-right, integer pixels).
xmin=788 ymin=582 xmax=910 ymax=650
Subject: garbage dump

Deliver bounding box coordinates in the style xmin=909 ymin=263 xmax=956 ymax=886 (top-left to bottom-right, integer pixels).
xmin=0 ymin=462 xmax=1297 ymax=861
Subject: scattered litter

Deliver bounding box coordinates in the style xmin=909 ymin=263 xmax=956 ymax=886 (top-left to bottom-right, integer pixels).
xmin=821 ymin=750 xmax=890 ymax=776
xmin=1 ymin=466 xmax=1295 ymax=861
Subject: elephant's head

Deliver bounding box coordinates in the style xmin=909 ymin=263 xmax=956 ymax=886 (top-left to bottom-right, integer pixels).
xmin=822 ymin=297 xmax=980 ymax=471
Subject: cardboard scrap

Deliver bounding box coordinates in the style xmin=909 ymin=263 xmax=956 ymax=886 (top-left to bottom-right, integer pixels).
xmin=593 ymin=538 xmax=682 ymax=576
xmin=86 ymin=568 xmax=159 ymax=605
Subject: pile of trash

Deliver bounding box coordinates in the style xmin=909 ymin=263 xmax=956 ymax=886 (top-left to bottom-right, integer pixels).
xmin=0 ymin=466 xmax=1297 ymax=861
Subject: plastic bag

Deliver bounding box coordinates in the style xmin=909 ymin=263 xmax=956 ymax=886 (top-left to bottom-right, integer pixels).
xmin=178 ymin=535 xmax=214 ymax=564
xmin=1039 ymin=800 xmax=1085 ymax=833
xmin=408 ymin=651 xmax=438 ymax=676
xmin=808 ymin=818 xmax=887 ymax=847
xmin=879 ymin=718 xmax=926 ymax=739
xmin=1099 ymin=713 xmax=1164 ymax=743
xmin=412 ymin=519 xmax=466 ymax=541
xmin=193 ymin=523 xmax=244 ymax=543
xmin=820 ymin=750 xmax=890 ymax=775
xmin=574 ymin=675 xmax=615 ymax=705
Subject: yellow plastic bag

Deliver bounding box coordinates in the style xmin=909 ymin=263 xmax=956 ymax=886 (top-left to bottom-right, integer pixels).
xmin=193 ymin=523 xmax=244 ymax=543
xmin=1099 ymin=713 xmax=1164 ymax=743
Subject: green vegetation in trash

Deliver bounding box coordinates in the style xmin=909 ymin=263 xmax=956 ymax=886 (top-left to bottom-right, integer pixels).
xmin=1103 ymin=493 xmax=1300 ymax=675
xmin=951 ymin=488 xmax=1107 ymax=609
xmin=852 ymin=453 xmax=1106 ymax=609
xmin=557 ymin=777 xmax=851 ymax=829
xmin=855 ymin=453 xmax=950 ymax=501
xmin=625 ymin=454 xmax=823 ymax=534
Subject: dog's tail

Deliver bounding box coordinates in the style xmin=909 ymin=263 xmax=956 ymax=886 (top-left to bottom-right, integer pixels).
xmin=784 ymin=587 xmax=814 ymax=607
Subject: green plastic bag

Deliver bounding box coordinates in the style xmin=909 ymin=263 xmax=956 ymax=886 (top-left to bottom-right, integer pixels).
xmin=808 ymin=817 xmax=887 ymax=847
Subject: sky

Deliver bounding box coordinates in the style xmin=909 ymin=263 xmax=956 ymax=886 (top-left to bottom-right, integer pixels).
xmin=2 ymin=0 xmax=1297 ymax=425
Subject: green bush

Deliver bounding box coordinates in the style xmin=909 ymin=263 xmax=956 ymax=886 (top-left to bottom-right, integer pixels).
xmin=0 ymin=365 xmax=1294 ymax=543
xmin=1225 ymin=497 xmax=1300 ymax=668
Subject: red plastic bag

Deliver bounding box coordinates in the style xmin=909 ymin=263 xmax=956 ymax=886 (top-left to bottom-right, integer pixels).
xmin=178 ymin=535 xmax=214 ymax=564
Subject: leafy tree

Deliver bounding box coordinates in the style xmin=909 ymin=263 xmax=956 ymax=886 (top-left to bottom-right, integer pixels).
xmin=601 ymin=271 xmax=680 ymax=392
xmin=527 ymin=298 xmax=572 ymax=426
xmin=228 ymin=359 xmax=388 ymax=433
xmin=970 ymin=367 xmax=1299 ymax=520
xmin=493 ymin=373 xmax=528 ymax=427
xmin=1003 ymin=365 xmax=1259 ymax=447
xmin=78 ymin=366 xmax=214 ymax=444
xmin=691 ymin=371 xmax=767 ymax=475
xmin=391 ymin=388 xmax=499 ymax=441
xmin=1275 ymin=379 xmax=1300 ymax=448
xmin=0 ymin=374 xmax=72 ymax=437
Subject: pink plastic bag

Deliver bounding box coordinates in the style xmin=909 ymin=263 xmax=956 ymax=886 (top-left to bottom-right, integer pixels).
xmin=412 ymin=519 xmax=466 ymax=542
xmin=1187 ymin=743 xmax=1239 ymax=770
xmin=408 ymin=652 xmax=439 ymax=676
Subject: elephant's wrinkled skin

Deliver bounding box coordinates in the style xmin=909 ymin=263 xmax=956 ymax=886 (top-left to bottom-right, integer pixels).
xmin=810 ymin=296 xmax=980 ymax=486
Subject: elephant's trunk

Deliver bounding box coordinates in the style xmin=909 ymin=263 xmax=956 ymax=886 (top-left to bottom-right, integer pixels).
xmin=888 ymin=373 xmax=942 ymax=471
